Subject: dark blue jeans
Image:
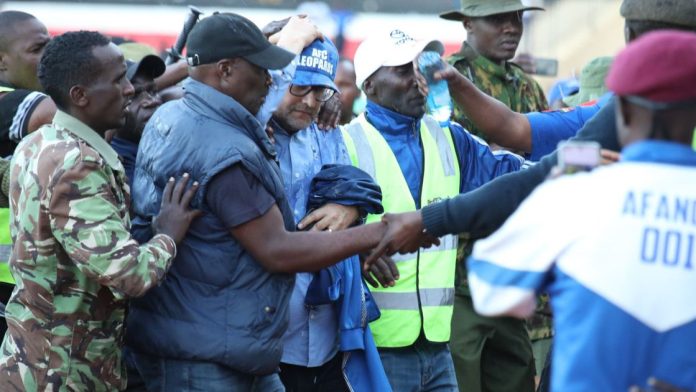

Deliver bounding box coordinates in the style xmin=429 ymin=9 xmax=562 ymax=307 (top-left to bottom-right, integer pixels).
xmin=131 ymin=351 xmax=285 ymax=392
xmin=379 ymin=338 xmax=458 ymax=392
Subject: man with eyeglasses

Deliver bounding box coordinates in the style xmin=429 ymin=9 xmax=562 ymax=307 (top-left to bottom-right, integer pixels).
xmin=270 ymin=37 xmax=391 ymax=392
xmin=439 ymin=1 xmax=548 ymax=390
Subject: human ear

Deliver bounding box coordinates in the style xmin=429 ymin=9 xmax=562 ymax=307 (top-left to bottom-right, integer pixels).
xmin=69 ymin=85 xmax=89 ymax=108
xmin=462 ymin=17 xmax=474 ymax=33
xmin=362 ymin=77 xmax=376 ymax=98
xmin=616 ymin=97 xmax=631 ymax=129
xmin=216 ymin=59 xmax=235 ymax=79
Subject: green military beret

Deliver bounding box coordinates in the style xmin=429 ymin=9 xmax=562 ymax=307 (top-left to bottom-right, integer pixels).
xmin=620 ymin=0 xmax=696 ymax=28
xmin=440 ymin=0 xmax=544 ymax=20
xmin=563 ymin=56 xmax=613 ymax=107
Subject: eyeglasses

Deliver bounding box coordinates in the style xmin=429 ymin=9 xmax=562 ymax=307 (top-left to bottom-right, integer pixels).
xmin=289 ymin=84 xmax=335 ymax=102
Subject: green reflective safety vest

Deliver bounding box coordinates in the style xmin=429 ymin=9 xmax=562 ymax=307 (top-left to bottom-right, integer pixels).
xmin=0 ymin=85 xmax=14 ymax=284
xmin=0 ymin=208 xmax=12 ymax=284
xmin=341 ymin=114 xmax=460 ymax=347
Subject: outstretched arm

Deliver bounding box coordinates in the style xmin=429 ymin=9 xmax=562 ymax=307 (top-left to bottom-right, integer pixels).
xmin=437 ymin=66 xmax=533 ymax=153
xmin=366 ymin=98 xmax=622 ymax=256
xmin=231 ymin=204 xmax=386 ymax=273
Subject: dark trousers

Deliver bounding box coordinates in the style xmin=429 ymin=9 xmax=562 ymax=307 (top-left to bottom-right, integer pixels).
xmin=450 ymin=294 xmax=536 ymax=392
xmin=279 ymin=353 xmax=350 ymax=392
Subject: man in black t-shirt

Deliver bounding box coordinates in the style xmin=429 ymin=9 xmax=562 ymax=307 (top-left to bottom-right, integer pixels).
xmin=0 ymin=11 xmax=55 ymax=157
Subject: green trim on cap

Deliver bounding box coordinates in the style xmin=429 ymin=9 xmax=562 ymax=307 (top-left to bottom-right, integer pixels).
xmin=440 ymin=0 xmax=544 ymax=20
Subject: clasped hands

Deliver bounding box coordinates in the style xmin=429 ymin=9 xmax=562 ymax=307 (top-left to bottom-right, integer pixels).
xmin=299 ymin=205 xmax=438 ymax=289
xmin=360 ymin=211 xmax=439 ymax=287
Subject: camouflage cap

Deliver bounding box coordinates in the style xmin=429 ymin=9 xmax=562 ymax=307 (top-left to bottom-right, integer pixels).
xmin=440 ymin=0 xmax=544 ymax=21
xmin=620 ymin=0 xmax=696 ymax=28
xmin=563 ymin=56 xmax=613 ymax=107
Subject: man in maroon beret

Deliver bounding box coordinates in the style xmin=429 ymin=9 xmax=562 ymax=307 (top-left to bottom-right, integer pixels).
xmin=609 ymin=30 xmax=696 ymax=147
xmin=463 ymin=30 xmax=696 ymax=391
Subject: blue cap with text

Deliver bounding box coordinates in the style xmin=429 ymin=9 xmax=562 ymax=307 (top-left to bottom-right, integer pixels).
xmin=293 ymin=38 xmax=338 ymax=91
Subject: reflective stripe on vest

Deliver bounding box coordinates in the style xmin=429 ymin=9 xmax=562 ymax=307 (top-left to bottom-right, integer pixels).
xmin=0 ymin=208 xmax=14 ymax=284
xmin=0 ymin=84 xmax=16 ymax=284
xmin=341 ymin=114 xmax=460 ymax=347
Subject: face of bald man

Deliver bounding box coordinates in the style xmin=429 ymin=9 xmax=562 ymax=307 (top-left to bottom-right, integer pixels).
xmin=365 ymin=62 xmax=426 ymax=119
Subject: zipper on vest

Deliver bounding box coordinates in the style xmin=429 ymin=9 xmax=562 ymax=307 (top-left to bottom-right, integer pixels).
xmin=415 ymin=125 xmax=426 ymax=336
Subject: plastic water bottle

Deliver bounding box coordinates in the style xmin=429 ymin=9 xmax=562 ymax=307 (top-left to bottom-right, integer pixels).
xmin=417 ymin=51 xmax=452 ymax=125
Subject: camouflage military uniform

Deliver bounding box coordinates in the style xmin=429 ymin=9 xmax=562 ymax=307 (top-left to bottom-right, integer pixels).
xmin=448 ymin=42 xmax=551 ymax=391
xmin=0 ymin=111 xmax=176 ymax=391
xmin=448 ymin=42 xmax=549 ymax=141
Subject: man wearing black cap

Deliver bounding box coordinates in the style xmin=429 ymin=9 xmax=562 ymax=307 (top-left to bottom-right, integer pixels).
xmin=125 ymin=13 xmax=397 ymax=391
xmin=110 ymin=54 xmax=165 ymax=188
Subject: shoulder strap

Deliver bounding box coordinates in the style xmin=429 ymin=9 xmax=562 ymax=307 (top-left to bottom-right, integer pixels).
xmin=344 ymin=121 xmax=377 ymax=179
xmin=422 ymin=116 xmax=456 ymax=177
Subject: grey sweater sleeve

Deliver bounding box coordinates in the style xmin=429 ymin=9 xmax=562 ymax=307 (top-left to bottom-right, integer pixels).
xmin=422 ymin=97 xmax=621 ymax=239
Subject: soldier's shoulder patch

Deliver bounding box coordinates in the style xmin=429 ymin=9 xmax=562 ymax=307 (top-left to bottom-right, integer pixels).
xmin=447 ymin=55 xmax=469 ymax=67
xmin=77 ymin=140 xmax=105 ymax=166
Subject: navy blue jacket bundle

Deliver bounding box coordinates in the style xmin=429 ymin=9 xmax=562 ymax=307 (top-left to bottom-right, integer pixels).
xmin=306 ymin=164 xmax=384 ymax=216
xmin=125 ymin=79 xmax=296 ymax=375
xmin=304 ymin=164 xmax=392 ymax=392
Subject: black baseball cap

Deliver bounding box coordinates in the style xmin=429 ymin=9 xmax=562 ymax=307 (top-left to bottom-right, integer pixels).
xmin=126 ymin=54 xmax=166 ymax=81
xmin=186 ymin=12 xmax=295 ymax=70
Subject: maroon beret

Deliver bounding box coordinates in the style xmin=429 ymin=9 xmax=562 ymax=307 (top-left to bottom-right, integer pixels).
xmin=606 ymin=30 xmax=696 ymax=103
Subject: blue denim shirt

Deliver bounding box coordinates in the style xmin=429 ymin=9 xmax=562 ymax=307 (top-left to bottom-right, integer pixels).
xmin=273 ymin=120 xmax=351 ymax=367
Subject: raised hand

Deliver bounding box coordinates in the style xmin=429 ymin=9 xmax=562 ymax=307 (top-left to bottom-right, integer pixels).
xmin=152 ymin=173 xmax=202 ymax=243
xmin=269 ymin=15 xmax=324 ymax=54
xmin=317 ymin=92 xmax=341 ymax=130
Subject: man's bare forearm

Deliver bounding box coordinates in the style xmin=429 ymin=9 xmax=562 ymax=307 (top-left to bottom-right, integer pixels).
xmin=444 ymin=68 xmax=532 ymax=152
xmin=231 ymin=205 xmax=387 ymax=274
xmin=269 ymin=222 xmax=387 ymax=273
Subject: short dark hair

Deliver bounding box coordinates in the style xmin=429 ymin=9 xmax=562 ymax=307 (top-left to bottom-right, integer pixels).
xmin=0 ymin=11 xmax=37 ymax=51
xmin=38 ymin=31 xmax=111 ymax=110
xmin=626 ymin=19 xmax=696 ymax=40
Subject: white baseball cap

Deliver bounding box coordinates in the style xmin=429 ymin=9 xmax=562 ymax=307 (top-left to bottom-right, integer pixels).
xmin=354 ymin=29 xmax=444 ymax=87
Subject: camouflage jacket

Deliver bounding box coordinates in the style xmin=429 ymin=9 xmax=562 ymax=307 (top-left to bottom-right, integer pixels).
xmin=448 ymin=42 xmax=549 ymax=141
xmin=0 ymin=111 xmax=176 ymax=391
xmin=449 ymin=43 xmax=553 ymax=341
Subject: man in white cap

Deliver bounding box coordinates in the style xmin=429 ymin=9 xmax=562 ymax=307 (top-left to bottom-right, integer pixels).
xmin=343 ymin=28 xmax=525 ymax=391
